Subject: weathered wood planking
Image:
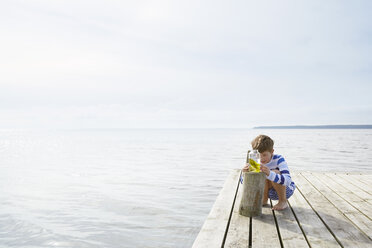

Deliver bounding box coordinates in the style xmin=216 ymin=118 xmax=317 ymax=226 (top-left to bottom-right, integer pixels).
xmin=270 ymin=197 xmax=308 ymax=247
xmin=192 ymin=169 xmax=241 ymax=248
xmin=224 ymin=175 xmax=249 ymax=248
xmin=346 ymin=174 xmax=372 ymax=191
xmin=325 ymin=173 xmax=372 ymax=204
xmin=303 ymin=172 xmax=372 ymax=240
xmin=335 ymin=173 xmax=372 ymax=200
xmin=251 ymin=204 xmax=280 ymax=247
xmin=193 ymin=171 xmax=372 ymax=248
xmin=286 ymin=181 xmax=340 ymax=248
xmin=316 ymin=174 xmax=372 ymax=216
xmin=294 ymin=173 xmax=371 ymax=247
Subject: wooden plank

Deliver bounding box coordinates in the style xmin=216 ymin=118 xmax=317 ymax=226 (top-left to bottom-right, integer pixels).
xmin=294 ymin=173 xmax=371 ymax=247
xmin=251 ymin=202 xmax=281 ymax=247
xmin=349 ymin=173 xmax=372 ymax=179
xmin=303 ymin=172 xmax=372 ymax=240
xmin=192 ymin=169 xmax=241 ymax=248
xmin=329 ymin=173 xmax=372 ymax=203
xmin=316 ymin=173 xmax=372 ymax=217
xmin=270 ymin=198 xmax=308 ymax=247
xmin=339 ymin=174 xmax=372 ymax=196
xmin=287 ymin=182 xmax=340 ymax=248
xmin=224 ymin=174 xmax=249 ymax=247
xmin=322 ymin=173 xmax=372 ymax=218
xmin=347 ymin=174 xmax=372 ymax=188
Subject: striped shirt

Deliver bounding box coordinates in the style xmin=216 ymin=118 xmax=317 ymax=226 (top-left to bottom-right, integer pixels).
xmin=265 ymin=154 xmax=296 ymax=191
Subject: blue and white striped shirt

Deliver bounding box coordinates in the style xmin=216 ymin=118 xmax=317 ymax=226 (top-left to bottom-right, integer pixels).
xmin=265 ymin=154 xmax=296 ymax=191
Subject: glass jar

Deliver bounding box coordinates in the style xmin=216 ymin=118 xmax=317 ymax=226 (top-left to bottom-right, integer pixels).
xmin=249 ymin=150 xmax=260 ymax=164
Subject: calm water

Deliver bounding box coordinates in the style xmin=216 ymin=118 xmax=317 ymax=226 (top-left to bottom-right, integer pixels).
xmin=1 ymin=128 xmax=371 ymax=247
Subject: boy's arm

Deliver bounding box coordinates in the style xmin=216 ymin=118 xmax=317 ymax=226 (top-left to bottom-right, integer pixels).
xmin=266 ymin=158 xmax=295 ymax=189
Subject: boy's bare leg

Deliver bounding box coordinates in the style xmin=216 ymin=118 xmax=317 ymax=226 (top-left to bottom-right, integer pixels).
xmin=271 ymin=182 xmax=288 ymax=210
xmin=262 ymin=179 xmax=271 ymax=206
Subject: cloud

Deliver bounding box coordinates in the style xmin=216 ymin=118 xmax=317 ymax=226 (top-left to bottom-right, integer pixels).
xmin=0 ymin=0 xmax=371 ymax=128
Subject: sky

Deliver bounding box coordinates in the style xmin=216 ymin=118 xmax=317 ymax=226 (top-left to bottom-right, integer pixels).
xmin=1 ymin=0 xmax=371 ymax=128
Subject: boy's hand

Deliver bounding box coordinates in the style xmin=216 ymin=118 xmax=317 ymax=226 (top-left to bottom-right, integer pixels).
xmin=242 ymin=163 xmax=250 ymax=172
xmin=260 ymin=165 xmax=270 ymax=176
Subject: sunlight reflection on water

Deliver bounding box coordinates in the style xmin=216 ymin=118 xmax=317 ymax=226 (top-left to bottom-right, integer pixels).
xmin=0 ymin=129 xmax=371 ymax=247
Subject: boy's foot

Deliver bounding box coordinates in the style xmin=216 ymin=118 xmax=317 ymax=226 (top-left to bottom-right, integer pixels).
xmin=272 ymin=201 xmax=288 ymax=210
xmin=262 ymin=199 xmax=269 ymax=206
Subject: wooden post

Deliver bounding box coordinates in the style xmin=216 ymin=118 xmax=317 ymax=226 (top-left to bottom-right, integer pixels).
xmin=246 ymin=150 xmax=251 ymax=163
xmin=239 ymin=171 xmax=266 ymax=217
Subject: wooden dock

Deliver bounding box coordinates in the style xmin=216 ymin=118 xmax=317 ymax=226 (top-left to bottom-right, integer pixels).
xmin=192 ymin=170 xmax=372 ymax=247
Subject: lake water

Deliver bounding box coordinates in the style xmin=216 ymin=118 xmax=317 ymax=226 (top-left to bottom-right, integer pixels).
xmin=1 ymin=128 xmax=371 ymax=247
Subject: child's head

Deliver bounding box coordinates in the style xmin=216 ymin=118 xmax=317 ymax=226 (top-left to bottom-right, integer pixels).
xmin=251 ymin=135 xmax=274 ymax=164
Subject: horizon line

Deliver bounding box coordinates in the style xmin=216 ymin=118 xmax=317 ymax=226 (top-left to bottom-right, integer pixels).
xmin=254 ymin=124 xmax=372 ymax=129
xmin=1 ymin=124 xmax=372 ymax=131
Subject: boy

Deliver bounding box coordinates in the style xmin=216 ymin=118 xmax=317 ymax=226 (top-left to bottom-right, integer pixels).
xmin=242 ymin=135 xmax=296 ymax=210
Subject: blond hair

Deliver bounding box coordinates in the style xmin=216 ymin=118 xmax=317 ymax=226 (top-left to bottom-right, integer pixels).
xmin=251 ymin=135 xmax=274 ymax=153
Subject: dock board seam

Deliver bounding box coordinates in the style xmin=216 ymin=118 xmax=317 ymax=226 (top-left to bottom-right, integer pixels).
xmin=270 ymin=199 xmax=284 ymax=248
xmin=318 ymin=173 xmax=372 ymax=221
xmin=287 ymin=200 xmax=312 ymax=247
xmin=342 ymin=173 xmax=372 ymax=191
xmin=295 ymin=181 xmax=344 ymax=248
xmin=221 ymin=170 xmax=242 ymax=248
xmin=338 ymin=173 xmax=372 ymax=197
xmin=248 ymin=217 xmax=252 ymax=248
xmin=303 ymin=173 xmax=372 ymax=241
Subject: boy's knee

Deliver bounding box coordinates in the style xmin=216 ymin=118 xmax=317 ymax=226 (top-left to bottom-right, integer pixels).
xmin=266 ymin=179 xmax=273 ymax=188
xmin=272 ymin=181 xmax=285 ymax=188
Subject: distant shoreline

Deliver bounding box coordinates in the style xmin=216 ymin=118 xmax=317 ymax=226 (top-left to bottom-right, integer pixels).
xmin=254 ymin=125 xmax=372 ymax=129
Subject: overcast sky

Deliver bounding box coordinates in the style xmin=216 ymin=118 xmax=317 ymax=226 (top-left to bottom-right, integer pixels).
xmin=1 ymin=0 xmax=371 ymax=128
